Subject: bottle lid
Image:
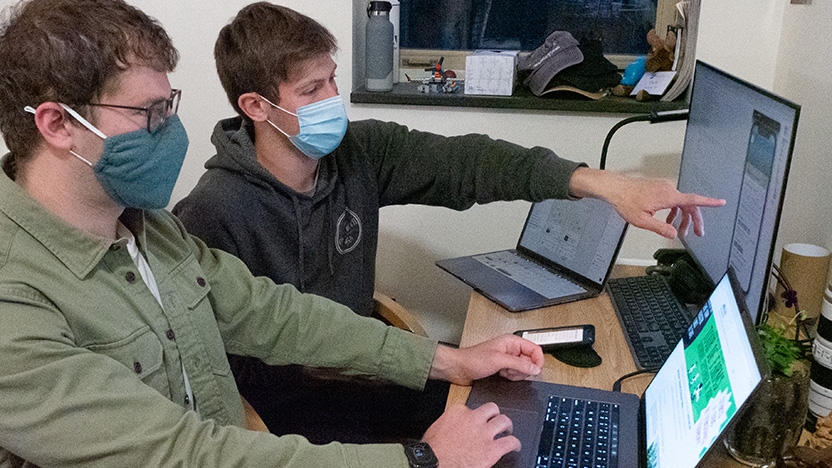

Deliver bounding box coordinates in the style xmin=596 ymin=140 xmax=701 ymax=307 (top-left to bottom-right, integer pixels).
xmin=367 ymin=1 xmax=392 ymax=16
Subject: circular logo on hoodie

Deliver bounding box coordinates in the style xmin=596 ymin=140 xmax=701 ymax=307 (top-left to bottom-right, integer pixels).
xmin=335 ymin=208 xmax=362 ymax=254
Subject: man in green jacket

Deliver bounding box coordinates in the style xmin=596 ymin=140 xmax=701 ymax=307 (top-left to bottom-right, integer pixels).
xmin=0 ymin=1 xmax=545 ymax=466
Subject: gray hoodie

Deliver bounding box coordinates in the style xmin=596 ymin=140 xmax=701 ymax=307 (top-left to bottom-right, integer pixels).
xmin=173 ymin=117 xmax=582 ymax=317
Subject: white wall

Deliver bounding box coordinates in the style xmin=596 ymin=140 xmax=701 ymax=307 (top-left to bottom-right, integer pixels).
xmin=696 ymin=0 xmax=785 ymax=88
xmin=2 ymin=0 xmax=824 ymax=345
xmin=774 ymin=1 xmax=832 ymax=254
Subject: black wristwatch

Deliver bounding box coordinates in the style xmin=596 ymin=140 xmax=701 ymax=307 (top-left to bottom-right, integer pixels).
xmin=403 ymin=441 xmax=438 ymax=468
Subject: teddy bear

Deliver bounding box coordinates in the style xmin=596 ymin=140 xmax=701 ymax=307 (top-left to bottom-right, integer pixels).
xmin=612 ymin=28 xmax=677 ymax=100
xmin=645 ymin=28 xmax=676 ymax=73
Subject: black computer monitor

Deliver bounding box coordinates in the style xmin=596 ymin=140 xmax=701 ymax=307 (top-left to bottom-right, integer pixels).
xmin=677 ymin=61 xmax=800 ymax=325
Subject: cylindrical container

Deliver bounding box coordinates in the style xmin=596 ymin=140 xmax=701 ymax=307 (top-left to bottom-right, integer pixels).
xmin=365 ymin=1 xmax=393 ymax=92
xmin=389 ymin=0 xmax=400 ymax=84
xmin=808 ymin=290 xmax=832 ymax=430
xmin=773 ymin=243 xmax=832 ymax=324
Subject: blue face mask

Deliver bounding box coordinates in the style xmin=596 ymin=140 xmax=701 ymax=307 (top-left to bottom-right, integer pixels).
xmin=262 ymin=95 xmax=348 ymax=159
xmin=56 ymin=104 xmax=189 ymax=209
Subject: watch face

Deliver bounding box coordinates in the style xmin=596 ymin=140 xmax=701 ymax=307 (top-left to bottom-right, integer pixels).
xmin=405 ymin=441 xmax=438 ymax=468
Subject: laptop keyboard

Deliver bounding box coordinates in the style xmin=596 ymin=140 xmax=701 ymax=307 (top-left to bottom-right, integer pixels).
xmin=473 ymin=251 xmax=586 ymax=299
xmin=536 ymin=396 xmax=620 ymax=468
xmin=606 ymin=275 xmax=692 ymax=371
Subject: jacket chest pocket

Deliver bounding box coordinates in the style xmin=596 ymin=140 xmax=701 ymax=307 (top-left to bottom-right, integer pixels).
xmin=86 ymin=326 xmax=171 ymax=398
xmin=173 ymin=257 xmax=231 ymax=377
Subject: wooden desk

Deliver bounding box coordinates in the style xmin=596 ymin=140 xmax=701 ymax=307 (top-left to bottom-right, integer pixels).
xmin=447 ymin=264 xmax=746 ymax=467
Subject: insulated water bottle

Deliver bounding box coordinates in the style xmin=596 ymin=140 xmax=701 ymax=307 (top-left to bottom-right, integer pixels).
xmin=365 ymin=1 xmax=393 ymax=92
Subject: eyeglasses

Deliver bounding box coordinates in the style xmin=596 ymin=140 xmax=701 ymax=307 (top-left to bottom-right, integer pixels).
xmin=86 ymin=89 xmax=181 ymax=133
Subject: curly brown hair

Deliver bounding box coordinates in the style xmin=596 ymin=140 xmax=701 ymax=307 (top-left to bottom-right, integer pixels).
xmin=0 ymin=0 xmax=179 ymax=175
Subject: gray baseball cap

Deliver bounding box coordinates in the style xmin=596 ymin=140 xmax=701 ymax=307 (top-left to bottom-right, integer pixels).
xmin=520 ymin=31 xmax=584 ymax=96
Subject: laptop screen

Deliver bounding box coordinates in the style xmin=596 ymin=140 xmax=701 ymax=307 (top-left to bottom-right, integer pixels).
xmin=644 ymin=271 xmax=764 ymax=468
xmin=517 ymin=197 xmax=627 ymax=285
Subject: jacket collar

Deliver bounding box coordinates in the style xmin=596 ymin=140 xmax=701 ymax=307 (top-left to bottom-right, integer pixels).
xmin=0 ymin=157 xmax=146 ymax=279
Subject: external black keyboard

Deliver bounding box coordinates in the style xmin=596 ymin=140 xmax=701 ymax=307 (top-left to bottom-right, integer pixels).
xmin=606 ymin=275 xmax=692 ymax=371
xmin=535 ymin=396 xmax=620 ymax=468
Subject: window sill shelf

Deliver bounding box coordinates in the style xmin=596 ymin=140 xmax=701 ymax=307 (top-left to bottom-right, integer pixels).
xmin=350 ymin=82 xmax=687 ymax=115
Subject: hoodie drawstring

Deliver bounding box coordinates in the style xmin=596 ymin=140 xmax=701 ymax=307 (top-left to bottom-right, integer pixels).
xmin=292 ymin=197 xmax=306 ymax=290
xmin=326 ymin=196 xmax=334 ymax=276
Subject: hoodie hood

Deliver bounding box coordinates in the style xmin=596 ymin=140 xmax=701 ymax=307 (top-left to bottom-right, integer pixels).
xmin=205 ymin=117 xmax=338 ymax=201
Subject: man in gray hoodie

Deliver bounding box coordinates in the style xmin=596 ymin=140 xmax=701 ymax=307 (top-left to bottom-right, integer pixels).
xmin=173 ymin=2 xmax=724 ymax=445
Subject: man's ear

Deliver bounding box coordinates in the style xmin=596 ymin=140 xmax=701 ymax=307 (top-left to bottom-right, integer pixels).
xmin=30 ymin=102 xmax=77 ymax=151
xmin=238 ymin=92 xmax=271 ymax=122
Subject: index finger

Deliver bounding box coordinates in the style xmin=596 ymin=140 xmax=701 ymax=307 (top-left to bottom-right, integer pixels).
xmin=677 ymin=193 xmax=726 ymax=208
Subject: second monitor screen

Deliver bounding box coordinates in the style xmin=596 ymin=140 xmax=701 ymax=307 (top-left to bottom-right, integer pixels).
xmin=676 ymin=61 xmax=800 ymax=324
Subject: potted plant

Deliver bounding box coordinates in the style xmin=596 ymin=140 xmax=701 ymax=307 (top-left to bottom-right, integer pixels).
xmin=724 ymin=265 xmax=813 ymax=467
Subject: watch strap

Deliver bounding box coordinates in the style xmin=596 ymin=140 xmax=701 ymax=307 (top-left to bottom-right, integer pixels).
xmin=403 ymin=441 xmax=438 ymax=468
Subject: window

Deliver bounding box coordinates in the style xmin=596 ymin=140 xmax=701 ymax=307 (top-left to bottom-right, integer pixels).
xmin=399 ymin=0 xmax=679 ymax=70
xmin=350 ymin=0 xmax=692 ymax=113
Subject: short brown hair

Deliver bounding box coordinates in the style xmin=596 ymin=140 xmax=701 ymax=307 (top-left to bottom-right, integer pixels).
xmin=0 ymin=0 xmax=178 ymax=174
xmin=215 ymin=2 xmax=337 ymax=119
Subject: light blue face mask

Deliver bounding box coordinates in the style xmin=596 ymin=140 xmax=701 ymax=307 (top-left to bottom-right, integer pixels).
xmin=262 ymin=95 xmax=348 ymax=159
xmin=35 ymin=104 xmax=189 ymax=209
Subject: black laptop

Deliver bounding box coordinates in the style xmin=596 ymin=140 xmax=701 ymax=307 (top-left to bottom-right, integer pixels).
xmin=437 ymin=197 xmax=628 ymax=312
xmin=467 ymin=269 xmax=768 ymax=468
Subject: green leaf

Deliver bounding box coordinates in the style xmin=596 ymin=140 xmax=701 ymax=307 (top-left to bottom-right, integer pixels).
xmin=758 ymin=324 xmax=803 ymax=376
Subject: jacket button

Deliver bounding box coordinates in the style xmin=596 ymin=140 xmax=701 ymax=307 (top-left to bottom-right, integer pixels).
xmin=133 ymin=361 xmax=142 ymax=374
xmin=166 ymin=329 xmax=175 ymax=341
xmin=196 ymin=277 xmax=206 ymax=287
xmin=125 ymin=271 xmax=136 ymax=283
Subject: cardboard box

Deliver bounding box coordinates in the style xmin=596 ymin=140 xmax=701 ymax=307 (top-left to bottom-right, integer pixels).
xmin=464 ymin=50 xmax=519 ymax=96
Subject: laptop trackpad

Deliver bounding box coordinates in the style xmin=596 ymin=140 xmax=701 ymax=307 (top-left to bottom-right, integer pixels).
xmin=493 ymin=407 xmax=540 ymax=468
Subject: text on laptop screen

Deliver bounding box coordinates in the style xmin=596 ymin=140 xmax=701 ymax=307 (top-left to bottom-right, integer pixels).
xmin=518 ymin=197 xmax=626 ymax=284
xmin=644 ymin=272 xmax=762 ymax=468
xmin=677 ymin=61 xmax=800 ymax=324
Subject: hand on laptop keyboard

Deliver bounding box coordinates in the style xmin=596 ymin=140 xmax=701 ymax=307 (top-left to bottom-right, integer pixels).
xmin=424 ymin=402 xmax=521 ymax=468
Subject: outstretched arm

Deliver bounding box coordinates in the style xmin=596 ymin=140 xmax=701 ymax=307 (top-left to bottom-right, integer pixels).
xmin=568 ymin=167 xmax=726 ymax=239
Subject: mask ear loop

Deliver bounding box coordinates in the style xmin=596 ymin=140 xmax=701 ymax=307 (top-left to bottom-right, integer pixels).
xmin=26 ymin=104 xmax=108 ymax=139
xmin=265 ymin=119 xmax=296 ymax=139
xmin=258 ymin=94 xmax=299 ymax=139
xmin=57 ymin=104 xmax=107 ymax=139
xmin=24 ymin=105 xmax=100 ymax=167
xmin=258 ymin=94 xmax=298 ymax=117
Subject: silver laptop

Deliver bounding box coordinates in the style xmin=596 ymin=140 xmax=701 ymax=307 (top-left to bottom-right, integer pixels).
xmin=437 ymin=197 xmax=628 ymax=312
xmin=467 ymin=268 xmax=768 ymax=468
